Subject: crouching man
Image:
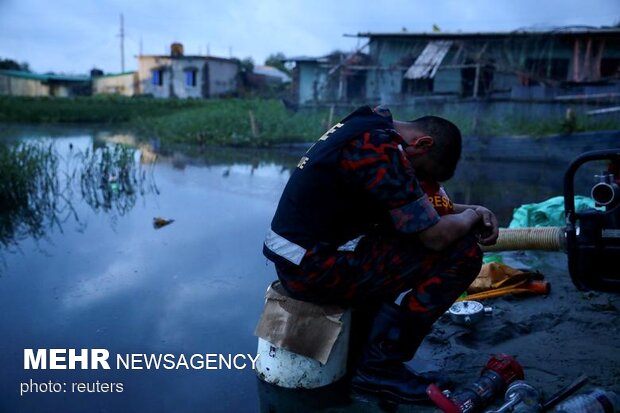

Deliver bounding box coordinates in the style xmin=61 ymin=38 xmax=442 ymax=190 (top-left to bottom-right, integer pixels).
xmin=263 ymin=105 xmax=498 ymax=403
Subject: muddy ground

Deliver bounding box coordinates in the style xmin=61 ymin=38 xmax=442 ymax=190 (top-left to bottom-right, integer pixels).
xmin=257 ymin=250 xmax=620 ymax=412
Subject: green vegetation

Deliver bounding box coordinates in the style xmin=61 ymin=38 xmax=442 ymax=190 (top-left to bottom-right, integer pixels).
xmin=0 ymin=140 xmax=156 ymax=249
xmin=78 ymin=143 xmax=157 ymax=217
xmin=0 ymin=57 xmax=30 ymax=72
xmin=131 ymin=99 xmax=331 ymax=146
xmin=0 ymin=96 xmax=618 ymax=147
xmin=0 ymin=95 xmax=205 ymax=123
xmin=0 ymin=142 xmax=63 ymax=247
xmin=0 ymin=96 xmax=335 ymax=145
xmin=265 ymin=52 xmax=291 ymax=75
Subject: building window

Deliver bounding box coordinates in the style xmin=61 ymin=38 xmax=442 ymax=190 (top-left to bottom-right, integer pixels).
xmin=600 ymin=58 xmax=620 ymax=78
xmin=151 ymin=69 xmax=164 ymax=86
xmin=185 ymin=69 xmax=197 ymax=87
xmin=461 ymin=61 xmax=495 ymax=97
xmin=402 ymin=78 xmax=434 ymax=95
xmin=524 ymin=58 xmax=569 ymax=83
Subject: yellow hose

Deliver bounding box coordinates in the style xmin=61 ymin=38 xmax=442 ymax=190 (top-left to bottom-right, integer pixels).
xmin=481 ymin=227 xmax=565 ymax=252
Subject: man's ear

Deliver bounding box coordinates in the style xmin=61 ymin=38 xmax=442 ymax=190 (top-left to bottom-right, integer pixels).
xmin=411 ymin=135 xmax=434 ymax=151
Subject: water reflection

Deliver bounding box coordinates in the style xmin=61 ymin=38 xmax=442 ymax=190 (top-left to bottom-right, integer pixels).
xmin=78 ymin=144 xmax=157 ymax=217
xmin=0 ymin=142 xmax=68 ymax=248
xmin=255 ymin=378 xmax=410 ymax=413
xmin=0 ymin=132 xmax=301 ymax=252
xmin=0 ymin=130 xmax=296 ymax=413
xmin=256 ymin=379 xmax=354 ymax=413
xmin=0 ymin=141 xmax=158 ymax=251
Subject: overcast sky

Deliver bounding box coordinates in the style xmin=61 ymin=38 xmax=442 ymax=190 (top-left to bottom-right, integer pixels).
xmin=0 ymin=0 xmax=618 ymax=75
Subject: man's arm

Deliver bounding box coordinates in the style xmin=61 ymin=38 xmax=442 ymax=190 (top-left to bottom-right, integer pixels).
xmin=340 ymin=131 xmax=487 ymax=251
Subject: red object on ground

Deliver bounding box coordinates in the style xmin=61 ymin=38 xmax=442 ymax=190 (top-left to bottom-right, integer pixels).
xmin=427 ymin=354 xmax=524 ymax=413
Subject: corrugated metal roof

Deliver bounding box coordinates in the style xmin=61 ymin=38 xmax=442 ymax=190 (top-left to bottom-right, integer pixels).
xmin=283 ymin=55 xmax=330 ymax=63
xmin=353 ymin=27 xmax=620 ymax=39
xmin=404 ymin=40 xmax=452 ymax=79
xmin=94 ymin=71 xmax=136 ymax=78
xmin=138 ymin=55 xmax=237 ymax=63
xmin=0 ymin=69 xmax=90 ymax=82
xmin=253 ymin=65 xmax=292 ymax=82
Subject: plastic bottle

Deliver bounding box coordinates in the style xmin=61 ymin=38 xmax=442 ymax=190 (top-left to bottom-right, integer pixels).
xmin=553 ymin=389 xmax=620 ymax=413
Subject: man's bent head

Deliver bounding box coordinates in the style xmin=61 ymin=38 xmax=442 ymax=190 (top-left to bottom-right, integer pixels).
xmin=394 ymin=116 xmax=462 ymax=182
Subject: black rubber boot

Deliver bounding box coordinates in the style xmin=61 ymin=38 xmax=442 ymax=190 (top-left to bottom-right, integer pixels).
xmin=350 ymin=302 xmax=438 ymax=403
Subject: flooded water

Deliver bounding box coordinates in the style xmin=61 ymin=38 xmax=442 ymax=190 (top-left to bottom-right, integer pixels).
xmin=0 ymin=125 xmax=612 ymax=413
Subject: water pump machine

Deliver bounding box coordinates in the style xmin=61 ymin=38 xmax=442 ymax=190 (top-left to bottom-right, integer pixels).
xmin=564 ymin=148 xmax=620 ymax=292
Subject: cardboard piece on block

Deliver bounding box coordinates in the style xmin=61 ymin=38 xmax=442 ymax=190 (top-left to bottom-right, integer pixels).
xmin=254 ymin=283 xmax=346 ymax=365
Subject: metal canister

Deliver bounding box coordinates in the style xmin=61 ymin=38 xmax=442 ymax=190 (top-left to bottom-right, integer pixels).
xmin=485 ymin=381 xmax=542 ymax=413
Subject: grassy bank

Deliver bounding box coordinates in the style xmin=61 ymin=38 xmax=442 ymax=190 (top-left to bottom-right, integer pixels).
xmin=1 ymin=96 xmax=619 ymax=146
xmin=0 ymin=95 xmax=207 ymax=123
xmin=0 ymin=96 xmax=332 ymax=146
xmin=130 ymin=99 xmax=330 ymax=146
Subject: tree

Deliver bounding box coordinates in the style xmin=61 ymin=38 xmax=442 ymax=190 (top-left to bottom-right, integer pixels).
xmin=240 ymin=57 xmax=254 ymax=73
xmin=0 ymin=58 xmax=30 ymax=71
xmin=264 ymin=52 xmax=290 ymax=75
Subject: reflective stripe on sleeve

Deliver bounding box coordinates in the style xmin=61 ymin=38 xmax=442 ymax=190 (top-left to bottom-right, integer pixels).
xmin=264 ymin=229 xmax=307 ymax=265
xmin=337 ymin=235 xmax=364 ymax=252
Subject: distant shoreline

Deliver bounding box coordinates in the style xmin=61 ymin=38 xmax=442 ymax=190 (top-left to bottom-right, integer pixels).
xmin=1 ymin=96 xmax=619 ymax=147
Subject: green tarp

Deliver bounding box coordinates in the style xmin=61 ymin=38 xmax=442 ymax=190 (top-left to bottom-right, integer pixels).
xmin=508 ymin=196 xmax=598 ymax=228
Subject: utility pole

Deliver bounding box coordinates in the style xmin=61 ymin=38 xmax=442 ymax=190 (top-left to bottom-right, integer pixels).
xmin=119 ymin=14 xmax=125 ymax=72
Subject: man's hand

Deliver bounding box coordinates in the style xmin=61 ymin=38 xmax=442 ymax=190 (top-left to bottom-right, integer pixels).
xmin=473 ymin=206 xmax=499 ymax=245
xmin=418 ymin=209 xmax=480 ymax=251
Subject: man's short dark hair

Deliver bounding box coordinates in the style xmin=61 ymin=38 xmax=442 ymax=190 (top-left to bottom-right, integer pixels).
xmin=409 ymin=115 xmax=462 ymax=181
